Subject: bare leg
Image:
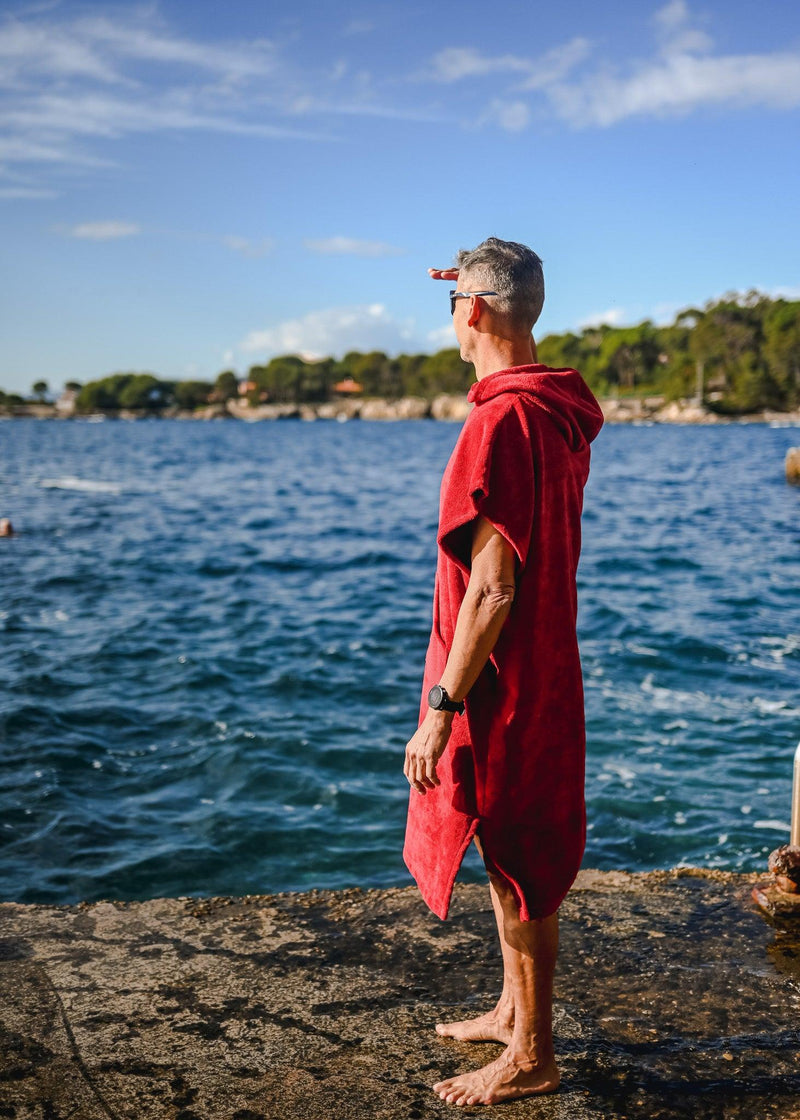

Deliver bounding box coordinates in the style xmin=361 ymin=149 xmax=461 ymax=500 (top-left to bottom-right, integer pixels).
xmin=433 ymin=871 xmax=560 ymax=1106
xmin=435 ymin=840 xmax=514 ymax=1043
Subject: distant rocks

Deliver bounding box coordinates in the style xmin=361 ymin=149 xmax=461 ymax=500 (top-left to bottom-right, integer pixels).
xmin=359 ymin=396 xmax=430 ymax=420
xmin=601 ymin=396 xmax=719 ymax=424
xmin=3 ymin=393 xmax=799 ymax=427
xmin=431 ymin=393 xmax=473 ymax=422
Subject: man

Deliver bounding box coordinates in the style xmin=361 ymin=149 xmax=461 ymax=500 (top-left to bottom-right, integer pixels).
xmin=403 ymin=237 xmax=603 ymax=1107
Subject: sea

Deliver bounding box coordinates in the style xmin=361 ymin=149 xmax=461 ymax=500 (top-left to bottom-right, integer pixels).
xmin=1 ymin=416 xmax=799 ymax=905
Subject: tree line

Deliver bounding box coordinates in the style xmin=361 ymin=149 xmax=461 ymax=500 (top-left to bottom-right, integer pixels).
xmin=3 ymin=291 xmax=798 ymax=415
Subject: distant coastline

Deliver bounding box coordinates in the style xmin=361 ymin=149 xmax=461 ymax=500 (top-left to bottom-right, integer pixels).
xmin=2 ymin=394 xmax=800 ymax=425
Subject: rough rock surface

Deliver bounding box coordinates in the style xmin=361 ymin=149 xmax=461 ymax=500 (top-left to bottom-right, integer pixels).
xmin=1 ymin=869 xmax=799 ymax=1120
xmin=431 ymin=394 xmax=474 ymax=422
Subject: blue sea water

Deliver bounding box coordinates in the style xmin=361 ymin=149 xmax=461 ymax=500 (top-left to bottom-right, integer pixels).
xmin=1 ymin=417 xmax=799 ymax=905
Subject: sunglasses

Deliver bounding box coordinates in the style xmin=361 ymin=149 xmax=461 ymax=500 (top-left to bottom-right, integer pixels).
xmin=450 ymin=290 xmax=497 ymax=315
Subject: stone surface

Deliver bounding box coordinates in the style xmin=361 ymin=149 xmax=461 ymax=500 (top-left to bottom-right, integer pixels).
xmin=1 ymin=869 xmax=799 ymax=1119
xmin=431 ymin=394 xmax=473 ymax=422
xmin=359 ymin=397 xmax=431 ymax=420
xmin=768 ymin=845 xmax=800 ymax=892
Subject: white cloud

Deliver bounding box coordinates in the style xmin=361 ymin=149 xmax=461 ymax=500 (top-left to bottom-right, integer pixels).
xmin=430 ymin=7 xmax=800 ymax=132
xmin=0 ymin=185 xmax=56 ymax=198
xmin=239 ymin=304 xmax=416 ymax=359
xmin=431 ymin=47 xmax=532 ymax=83
xmin=578 ymin=308 xmax=627 ymax=329
xmin=545 ymin=3 xmax=800 ymax=127
xmin=221 ymin=235 xmax=274 ymax=258
xmin=0 ymin=6 xmax=353 ymax=194
xmin=550 ymin=50 xmax=800 ymax=127
xmin=655 ymin=0 xmax=690 ymax=34
xmin=71 ymin=14 xmax=277 ymax=82
xmin=342 ymin=19 xmax=375 ymax=37
xmin=4 ymin=91 xmax=325 ymax=142
xmin=427 ymin=323 xmax=457 ymax=349
xmin=0 ymin=18 xmax=122 ymax=85
xmin=652 ymin=0 xmax=712 ymax=53
xmin=517 ymin=38 xmax=592 ymax=91
xmin=431 ymin=38 xmax=589 ymax=89
xmin=304 ymin=236 xmax=405 ymax=258
xmin=68 ymin=220 xmax=140 ymax=240
xmin=0 ymin=10 xmax=276 ymax=88
xmin=479 ymin=99 xmax=530 ymax=132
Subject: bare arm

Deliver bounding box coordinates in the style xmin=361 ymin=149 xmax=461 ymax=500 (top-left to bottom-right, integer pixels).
xmin=404 ymin=516 xmax=516 ymax=795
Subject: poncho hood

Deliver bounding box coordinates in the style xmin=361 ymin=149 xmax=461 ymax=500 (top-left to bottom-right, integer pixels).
xmin=468 ymin=364 xmax=604 ymax=452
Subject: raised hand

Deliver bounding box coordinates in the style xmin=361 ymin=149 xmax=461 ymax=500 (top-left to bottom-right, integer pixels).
xmin=428 ymin=268 xmax=459 ymax=281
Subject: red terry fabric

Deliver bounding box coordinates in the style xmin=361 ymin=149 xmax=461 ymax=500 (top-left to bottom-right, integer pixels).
xmin=403 ymin=364 xmax=604 ymax=921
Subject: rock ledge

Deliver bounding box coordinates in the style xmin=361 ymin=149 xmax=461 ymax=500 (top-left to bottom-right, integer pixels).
xmin=1 ymin=869 xmax=798 ymax=1119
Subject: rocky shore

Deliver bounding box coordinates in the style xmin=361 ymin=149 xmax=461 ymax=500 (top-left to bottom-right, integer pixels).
xmin=3 ymin=395 xmax=800 ymax=424
xmin=1 ymin=868 xmax=799 ymax=1119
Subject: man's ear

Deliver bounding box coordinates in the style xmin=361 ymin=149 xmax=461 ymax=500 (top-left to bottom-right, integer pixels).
xmin=467 ymin=297 xmax=482 ymax=327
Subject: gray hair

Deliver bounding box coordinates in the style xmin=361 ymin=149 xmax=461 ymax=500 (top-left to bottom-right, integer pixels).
xmin=455 ymin=237 xmax=544 ymax=332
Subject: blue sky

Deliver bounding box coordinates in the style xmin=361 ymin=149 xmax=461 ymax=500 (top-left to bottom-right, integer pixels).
xmin=1 ymin=0 xmax=799 ymax=393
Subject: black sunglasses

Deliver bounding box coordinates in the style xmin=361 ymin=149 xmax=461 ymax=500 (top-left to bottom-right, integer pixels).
xmin=450 ymin=289 xmax=498 ymax=315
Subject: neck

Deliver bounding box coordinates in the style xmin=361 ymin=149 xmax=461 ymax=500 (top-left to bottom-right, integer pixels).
xmin=472 ymin=335 xmax=538 ymax=381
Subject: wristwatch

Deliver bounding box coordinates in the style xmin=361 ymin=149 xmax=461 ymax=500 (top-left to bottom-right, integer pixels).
xmin=428 ymin=684 xmax=465 ymax=715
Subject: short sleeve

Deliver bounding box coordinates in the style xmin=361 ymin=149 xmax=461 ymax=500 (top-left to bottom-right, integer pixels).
xmin=437 ymin=400 xmax=535 ymax=574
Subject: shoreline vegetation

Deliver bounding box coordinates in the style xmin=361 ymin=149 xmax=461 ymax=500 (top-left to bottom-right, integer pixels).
xmin=3 ymin=291 xmax=799 ymax=424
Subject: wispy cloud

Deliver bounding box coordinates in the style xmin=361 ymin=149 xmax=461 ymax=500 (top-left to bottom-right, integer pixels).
xmin=59 ymin=222 xmax=276 ymax=255
xmin=0 ymin=6 xmax=367 ymax=195
xmin=239 ymin=304 xmax=416 ymax=359
xmin=477 ymin=99 xmax=530 ymax=133
xmin=221 ymin=235 xmax=274 ymax=258
xmin=429 ymin=3 xmax=800 ymax=131
xmin=427 ymin=323 xmax=456 ymax=349
xmin=0 ymin=184 xmax=56 ymax=198
xmin=67 ymin=220 xmax=140 ymax=240
xmin=342 ymin=19 xmax=375 ymax=38
xmin=578 ymin=308 xmax=627 ymax=329
xmin=551 ymin=51 xmax=800 ymax=128
xmin=431 ymin=47 xmax=532 ymax=83
xmin=549 ymin=1 xmax=800 ymax=127
xmin=304 ymin=236 xmax=405 ymax=258
xmin=517 ymin=39 xmax=592 ymax=91
xmin=429 ymin=38 xmax=589 ymax=88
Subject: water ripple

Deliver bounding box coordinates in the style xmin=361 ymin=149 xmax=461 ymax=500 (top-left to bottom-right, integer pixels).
xmin=1 ymin=418 xmax=799 ymax=902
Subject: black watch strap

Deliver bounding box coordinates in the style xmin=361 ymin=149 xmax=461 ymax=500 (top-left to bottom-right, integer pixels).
xmin=428 ymin=684 xmax=465 ymax=715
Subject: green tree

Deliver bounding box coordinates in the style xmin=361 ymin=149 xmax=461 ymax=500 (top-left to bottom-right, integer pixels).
xmin=118 ymin=374 xmax=172 ymax=411
xmin=763 ymin=299 xmax=800 ymax=409
xmin=174 ymin=380 xmax=214 ymax=410
xmin=76 ymin=374 xmax=132 ymax=411
xmin=31 ymin=380 xmax=49 ymax=401
xmin=214 ymin=370 xmax=239 ymax=402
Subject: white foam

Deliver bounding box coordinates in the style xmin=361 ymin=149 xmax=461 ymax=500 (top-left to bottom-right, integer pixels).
xmin=753 ymin=696 xmax=800 ymax=717
xmin=603 ymin=763 xmax=637 ymax=782
xmin=753 ymin=819 xmax=790 ymax=832
xmin=40 ymin=476 xmax=122 ymax=494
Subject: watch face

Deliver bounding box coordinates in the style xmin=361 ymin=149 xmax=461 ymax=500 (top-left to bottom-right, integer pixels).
xmin=428 ymin=684 xmax=444 ymax=709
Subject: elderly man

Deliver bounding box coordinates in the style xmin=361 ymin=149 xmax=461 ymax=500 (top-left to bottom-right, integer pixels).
xmin=403 ymin=237 xmax=603 ymax=1107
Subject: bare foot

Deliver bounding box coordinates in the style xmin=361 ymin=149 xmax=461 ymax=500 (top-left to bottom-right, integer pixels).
xmin=433 ymin=1048 xmax=560 ymax=1107
xmin=435 ymin=1009 xmax=513 ymax=1045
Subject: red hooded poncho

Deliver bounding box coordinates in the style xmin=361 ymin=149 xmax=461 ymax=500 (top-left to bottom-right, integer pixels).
xmin=403 ymin=364 xmax=604 ymax=921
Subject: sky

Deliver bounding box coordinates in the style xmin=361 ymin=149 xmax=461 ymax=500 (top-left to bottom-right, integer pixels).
xmin=1 ymin=0 xmax=799 ymax=393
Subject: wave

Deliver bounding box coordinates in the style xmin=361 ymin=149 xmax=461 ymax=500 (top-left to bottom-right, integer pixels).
xmin=40 ymin=476 xmax=122 ymax=494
